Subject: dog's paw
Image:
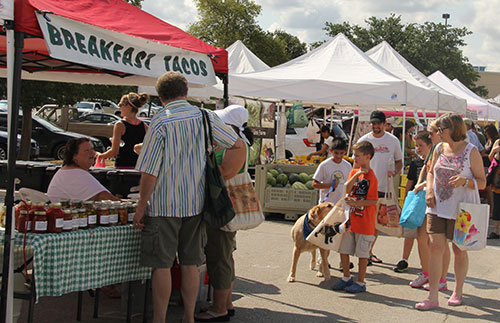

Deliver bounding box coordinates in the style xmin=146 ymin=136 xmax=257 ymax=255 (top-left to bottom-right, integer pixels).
xmin=316 ymin=271 xmax=324 ymax=277
xmin=287 ymin=275 xmax=296 ymax=282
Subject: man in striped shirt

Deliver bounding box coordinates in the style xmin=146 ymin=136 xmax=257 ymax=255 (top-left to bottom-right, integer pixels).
xmin=134 ymin=72 xmax=244 ymax=323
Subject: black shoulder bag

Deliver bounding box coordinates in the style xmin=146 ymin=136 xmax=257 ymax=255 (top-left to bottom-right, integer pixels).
xmin=199 ymin=109 xmax=235 ymax=228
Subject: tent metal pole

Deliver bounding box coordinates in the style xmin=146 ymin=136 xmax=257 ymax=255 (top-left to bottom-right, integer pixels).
xmin=223 ymin=73 xmax=229 ymax=108
xmin=1 ymin=30 xmax=24 ymax=323
xmin=401 ymin=105 xmax=406 ymax=176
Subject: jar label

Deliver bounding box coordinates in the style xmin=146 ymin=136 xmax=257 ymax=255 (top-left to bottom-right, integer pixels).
xmin=72 ymin=219 xmax=79 ymax=228
xmin=63 ymin=220 xmax=72 ymax=230
xmin=100 ymin=215 xmax=109 ymax=224
xmin=128 ymin=212 xmax=135 ymax=222
xmin=109 ymin=214 xmax=118 ymax=223
xmin=27 ymin=221 xmax=32 ymax=231
xmin=35 ymin=221 xmax=47 ymax=231
xmin=56 ymin=218 xmax=64 ymax=228
xmin=79 ymin=217 xmax=88 ymax=227
xmin=88 ymin=215 xmax=97 ymax=224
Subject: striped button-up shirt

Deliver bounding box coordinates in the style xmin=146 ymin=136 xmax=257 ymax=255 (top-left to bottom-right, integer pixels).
xmin=136 ymin=100 xmax=238 ymax=218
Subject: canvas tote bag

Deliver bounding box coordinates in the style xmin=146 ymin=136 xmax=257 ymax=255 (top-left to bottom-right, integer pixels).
xmin=375 ymin=176 xmax=403 ymax=237
xmin=453 ymin=179 xmax=489 ymax=251
xmin=221 ymin=145 xmax=265 ymax=232
xmin=306 ymin=200 xmax=347 ymax=252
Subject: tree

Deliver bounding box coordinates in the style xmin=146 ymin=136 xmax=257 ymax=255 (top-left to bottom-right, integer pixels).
xmin=320 ymin=14 xmax=487 ymax=96
xmin=271 ymin=29 xmax=307 ymax=60
xmin=124 ymin=0 xmax=143 ymax=8
xmin=188 ymin=0 xmax=291 ymax=67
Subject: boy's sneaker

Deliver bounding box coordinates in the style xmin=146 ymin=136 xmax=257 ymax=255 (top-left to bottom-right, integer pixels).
xmin=345 ymin=282 xmax=366 ymax=293
xmin=423 ymin=281 xmax=448 ymax=291
xmin=332 ymin=277 xmax=353 ymax=291
xmin=409 ymin=273 xmax=428 ymax=288
xmin=394 ymin=260 xmax=409 ymax=273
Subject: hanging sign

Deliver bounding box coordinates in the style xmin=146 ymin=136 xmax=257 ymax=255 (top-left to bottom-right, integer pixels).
xmin=0 ymin=0 xmax=13 ymax=21
xmin=36 ymin=13 xmax=217 ymax=86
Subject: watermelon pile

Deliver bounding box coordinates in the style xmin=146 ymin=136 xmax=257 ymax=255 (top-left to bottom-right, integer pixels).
xmin=266 ymin=168 xmax=314 ymax=190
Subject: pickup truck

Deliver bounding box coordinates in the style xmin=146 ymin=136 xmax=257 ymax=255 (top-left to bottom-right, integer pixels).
xmin=35 ymin=104 xmax=114 ymax=149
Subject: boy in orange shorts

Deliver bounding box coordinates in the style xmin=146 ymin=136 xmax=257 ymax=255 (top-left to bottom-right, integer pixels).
xmin=332 ymin=141 xmax=378 ymax=293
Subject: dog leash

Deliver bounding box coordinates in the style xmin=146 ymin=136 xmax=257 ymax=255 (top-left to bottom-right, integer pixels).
xmin=321 ymin=179 xmax=337 ymax=203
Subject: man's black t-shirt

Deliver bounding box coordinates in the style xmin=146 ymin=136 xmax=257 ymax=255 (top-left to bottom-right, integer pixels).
xmin=407 ymin=159 xmax=424 ymax=190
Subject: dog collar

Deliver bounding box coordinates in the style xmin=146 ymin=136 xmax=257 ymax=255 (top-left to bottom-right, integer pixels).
xmin=303 ymin=211 xmax=315 ymax=240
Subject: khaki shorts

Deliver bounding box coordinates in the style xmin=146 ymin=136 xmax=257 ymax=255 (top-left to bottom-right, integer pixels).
xmin=205 ymin=225 xmax=237 ymax=289
xmin=140 ymin=215 xmax=206 ymax=268
xmin=338 ymin=231 xmax=375 ymax=259
xmin=426 ymin=214 xmax=455 ymax=240
xmin=402 ymin=227 xmax=418 ymax=238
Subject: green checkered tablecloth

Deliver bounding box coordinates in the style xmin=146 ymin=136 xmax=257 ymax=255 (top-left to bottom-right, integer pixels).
xmin=1 ymin=225 xmax=151 ymax=302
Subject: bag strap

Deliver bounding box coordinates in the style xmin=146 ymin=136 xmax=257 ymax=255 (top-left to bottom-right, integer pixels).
xmin=385 ymin=176 xmax=394 ymax=200
xmin=321 ymin=179 xmax=337 ymax=203
xmin=200 ymin=108 xmax=213 ymax=155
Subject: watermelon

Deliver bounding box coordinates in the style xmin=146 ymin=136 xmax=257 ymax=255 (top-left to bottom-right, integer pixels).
xmin=276 ymin=173 xmax=288 ymax=186
xmin=299 ymin=172 xmax=309 ymax=184
xmin=267 ymin=173 xmax=277 ymax=186
xmin=289 ymin=173 xmax=301 ymax=184
xmin=285 ymin=183 xmax=292 ymax=188
xmin=275 ymin=167 xmax=284 ymax=174
xmin=275 ymin=183 xmax=284 ymax=188
xmin=268 ymin=169 xmax=279 ymax=177
xmin=292 ymin=182 xmax=308 ymax=190
xmin=308 ymin=174 xmax=314 ymax=182
xmin=305 ymin=180 xmax=314 ymax=190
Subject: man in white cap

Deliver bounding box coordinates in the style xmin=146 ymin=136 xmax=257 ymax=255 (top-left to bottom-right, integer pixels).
xmin=385 ymin=117 xmax=396 ymax=133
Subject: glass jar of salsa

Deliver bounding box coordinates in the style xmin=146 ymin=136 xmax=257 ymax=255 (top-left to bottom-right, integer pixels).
xmin=97 ymin=206 xmax=110 ymax=226
xmin=79 ymin=208 xmax=88 ymax=229
xmin=15 ymin=201 xmax=31 ymax=230
xmin=32 ymin=210 xmax=48 ymax=234
xmin=127 ymin=203 xmax=136 ymax=223
xmin=47 ymin=203 xmax=64 ymax=233
xmin=84 ymin=201 xmax=97 ymax=228
xmin=16 ymin=210 xmax=30 ymax=233
xmin=108 ymin=204 xmax=118 ymax=226
xmin=63 ymin=209 xmax=73 ymax=232
xmin=118 ymin=203 xmax=128 ymax=225
xmin=71 ymin=209 xmax=79 ymax=231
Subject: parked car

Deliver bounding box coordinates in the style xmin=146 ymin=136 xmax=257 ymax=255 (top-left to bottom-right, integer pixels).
xmin=75 ymin=101 xmax=104 ymax=116
xmin=0 ymin=113 xmax=104 ymax=160
xmin=138 ymin=103 xmax=162 ymax=117
xmin=0 ymin=130 xmax=40 ymax=160
xmin=95 ymin=100 xmax=120 ymax=115
xmin=78 ymin=113 xmax=121 ymax=125
xmin=0 ymin=100 xmax=8 ymax=113
xmin=284 ymin=121 xmax=349 ymax=159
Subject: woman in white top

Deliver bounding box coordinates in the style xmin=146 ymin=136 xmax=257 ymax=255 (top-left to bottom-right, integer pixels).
xmin=416 ymin=114 xmax=486 ymax=310
xmin=47 ymin=138 xmax=119 ymax=202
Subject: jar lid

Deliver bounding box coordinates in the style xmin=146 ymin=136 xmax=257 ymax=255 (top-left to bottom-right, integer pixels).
xmin=20 ymin=210 xmax=28 ymax=214
xmin=64 ymin=209 xmax=72 ymax=214
xmin=34 ymin=210 xmax=46 ymax=215
xmin=79 ymin=208 xmax=87 ymax=212
xmin=71 ymin=209 xmax=79 ymax=214
xmin=49 ymin=203 xmax=62 ymax=207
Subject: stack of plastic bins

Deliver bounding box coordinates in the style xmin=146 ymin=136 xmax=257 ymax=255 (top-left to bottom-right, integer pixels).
xmin=25 ymin=162 xmax=52 ymax=191
xmin=89 ymin=167 xmax=112 ymax=188
xmin=106 ymin=169 xmax=141 ymax=198
xmin=0 ymin=160 xmax=8 ymax=189
xmin=42 ymin=165 xmax=61 ymax=192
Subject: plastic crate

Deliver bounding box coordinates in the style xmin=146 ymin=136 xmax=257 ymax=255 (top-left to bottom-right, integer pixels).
xmin=398 ymin=187 xmax=406 ymax=199
xmin=399 ymin=197 xmax=405 ymax=209
xmin=264 ymin=187 xmax=319 ymax=211
xmin=295 ymin=155 xmax=325 ymax=164
xmin=400 ymin=174 xmax=408 ymax=187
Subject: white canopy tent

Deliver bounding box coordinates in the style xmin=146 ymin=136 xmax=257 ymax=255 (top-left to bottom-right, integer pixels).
xmin=428 ymin=71 xmax=500 ymax=120
xmin=228 ymin=33 xmax=438 ymax=108
xmin=366 ymin=41 xmax=466 ymax=114
xmin=452 ymin=78 xmax=500 ymax=120
xmin=138 ymin=40 xmax=270 ymax=100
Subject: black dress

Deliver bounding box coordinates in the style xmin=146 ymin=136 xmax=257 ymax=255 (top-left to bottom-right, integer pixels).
xmin=115 ymin=120 xmax=146 ymax=168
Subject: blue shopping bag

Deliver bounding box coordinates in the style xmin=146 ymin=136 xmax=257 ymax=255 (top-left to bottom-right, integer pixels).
xmin=399 ymin=190 xmax=426 ymax=229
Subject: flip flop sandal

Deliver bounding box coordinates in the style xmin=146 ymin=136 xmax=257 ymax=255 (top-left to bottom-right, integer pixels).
xmin=369 ymin=255 xmax=383 ymax=263
xmin=194 ymin=310 xmax=230 ymax=322
xmin=200 ymin=308 xmax=235 ymax=317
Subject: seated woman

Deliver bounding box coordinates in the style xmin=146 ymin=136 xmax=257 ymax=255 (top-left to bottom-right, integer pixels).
xmin=47 ymin=138 xmax=120 ymax=202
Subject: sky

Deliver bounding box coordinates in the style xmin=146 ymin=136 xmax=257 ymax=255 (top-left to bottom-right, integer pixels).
xmin=142 ymin=0 xmax=500 ymax=72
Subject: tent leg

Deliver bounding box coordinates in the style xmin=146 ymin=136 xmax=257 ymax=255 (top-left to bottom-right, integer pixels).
xmin=222 ymin=73 xmax=229 ymax=108
xmin=1 ymin=30 xmax=24 ymax=323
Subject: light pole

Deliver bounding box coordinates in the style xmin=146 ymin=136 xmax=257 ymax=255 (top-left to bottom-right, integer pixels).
xmin=442 ymin=13 xmax=450 ymax=26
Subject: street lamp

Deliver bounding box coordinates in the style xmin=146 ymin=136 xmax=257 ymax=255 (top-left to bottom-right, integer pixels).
xmin=442 ymin=13 xmax=450 ymax=26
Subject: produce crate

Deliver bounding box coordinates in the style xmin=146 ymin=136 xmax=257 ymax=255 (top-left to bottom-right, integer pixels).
xmin=399 ymin=197 xmax=405 ymax=209
xmin=295 ymin=155 xmax=325 ymax=164
xmin=400 ymin=174 xmax=408 ymax=187
xmin=255 ymin=163 xmax=319 ymax=214
xmin=398 ymin=187 xmax=406 ymax=199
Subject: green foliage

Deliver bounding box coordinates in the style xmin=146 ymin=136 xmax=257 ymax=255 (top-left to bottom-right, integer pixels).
xmin=271 ymin=29 xmax=307 ymax=60
xmin=124 ymin=0 xmax=143 ymax=8
xmin=321 ymin=14 xmax=487 ymax=96
xmin=188 ymin=0 xmax=293 ymax=67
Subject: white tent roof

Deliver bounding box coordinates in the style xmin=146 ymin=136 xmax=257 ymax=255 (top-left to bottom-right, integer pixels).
xmin=138 ymin=40 xmax=270 ymax=99
xmin=452 ymin=78 xmax=500 ymax=120
xmin=229 ymin=33 xmax=436 ymax=108
xmin=428 ymin=71 xmax=500 ymax=120
xmin=366 ymin=41 xmax=466 ymax=113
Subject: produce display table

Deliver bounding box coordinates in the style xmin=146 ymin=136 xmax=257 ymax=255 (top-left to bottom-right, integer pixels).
xmin=1 ymin=225 xmax=151 ymax=322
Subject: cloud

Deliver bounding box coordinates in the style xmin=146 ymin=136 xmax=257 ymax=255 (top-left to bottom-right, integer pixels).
xmin=142 ymin=0 xmax=197 ymax=30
